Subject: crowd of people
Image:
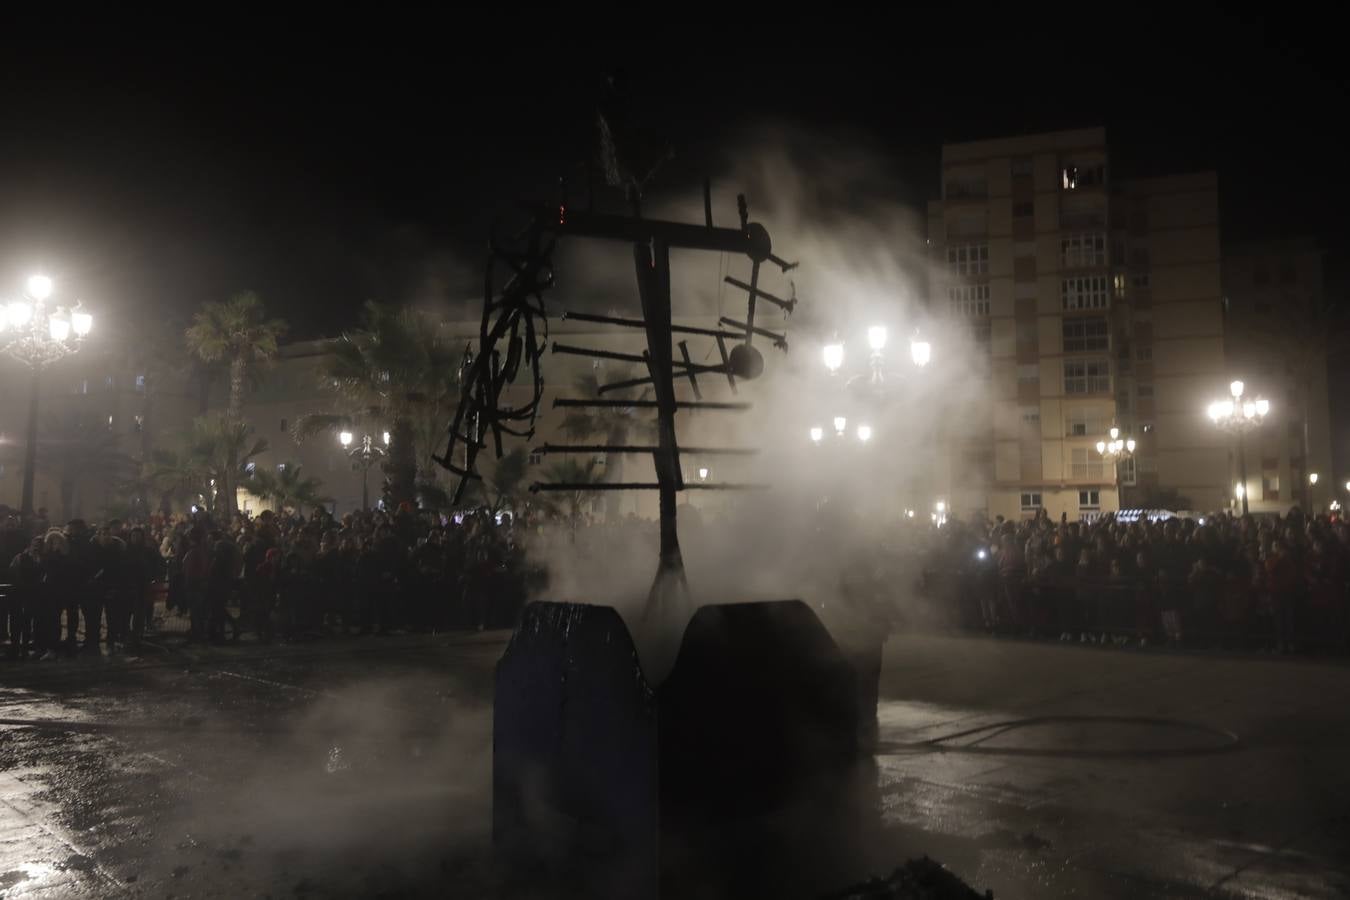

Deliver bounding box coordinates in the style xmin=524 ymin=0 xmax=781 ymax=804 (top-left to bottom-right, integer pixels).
xmin=922 ymin=508 xmax=1350 ymax=652
xmin=1 ymin=503 xmax=531 ymax=659
xmin=5 ymin=499 xmax=1350 ymax=661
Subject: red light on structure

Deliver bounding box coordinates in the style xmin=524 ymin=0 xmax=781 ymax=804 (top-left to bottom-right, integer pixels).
xmin=558 ymin=205 xmax=566 ymax=225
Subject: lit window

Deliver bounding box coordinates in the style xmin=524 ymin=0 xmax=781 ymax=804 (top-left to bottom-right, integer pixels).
xmin=1061 ymin=162 xmax=1105 ymax=190
xmin=1262 ymin=474 xmax=1280 ymax=500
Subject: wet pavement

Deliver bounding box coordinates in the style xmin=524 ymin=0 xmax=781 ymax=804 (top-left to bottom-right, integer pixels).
xmin=2 ymin=630 xmax=1349 ymax=897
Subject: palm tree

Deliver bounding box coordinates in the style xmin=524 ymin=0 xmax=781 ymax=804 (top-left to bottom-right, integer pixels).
xmin=247 ymin=462 xmax=331 ymax=515
xmin=559 ymin=370 xmax=653 ymax=521
xmin=537 ymin=457 xmax=605 ymax=533
xmin=297 ymin=301 xmax=460 ymax=511
xmin=185 ymin=291 xmax=288 ymax=515
xmin=150 ymin=416 xmax=268 ymax=516
xmin=455 ymin=446 xmax=530 ymax=514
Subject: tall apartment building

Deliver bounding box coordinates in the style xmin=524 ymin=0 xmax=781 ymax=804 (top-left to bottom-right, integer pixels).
xmin=927 ymin=127 xmax=1230 ymax=520
xmin=1221 ymin=239 xmax=1332 ymax=512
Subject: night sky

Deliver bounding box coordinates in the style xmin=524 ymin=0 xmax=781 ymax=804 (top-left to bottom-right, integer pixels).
xmin=2 ymin=16 xmax=1345 ymax=339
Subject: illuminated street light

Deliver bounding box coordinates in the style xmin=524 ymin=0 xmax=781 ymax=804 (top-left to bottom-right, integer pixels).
xmin=809 ymin=425 xmax=824 ymax=444
xmin=0 ymin=274 xmax=94 ymax=516
xmin=382 ymin=430 xmax=391 ymax=446
xmin=909 ymin=337 xmax=931 ymax=367
xmin=833 ymin=416 xmax=847 ymax=436
xmin=1207 ymin=379 xmax=1268 ymax=514
xmin=25 ymin=274 xmax=53 ymax=300
xmin=697 ymin=466 xmax=709 ymax=481
xmin=1309 ymin=472 xmax=1319 ymax=485
xmin=856 ymin=424 xmax=873 ymax=443
xmin=1096 ymin=424 xmax=1137 ymax=504
xmin=6 ymin=300 xmax=32 ymax=328
xmin=1235 ymin=483 xmax=1245 ymax=500
xmin=867 ymin=325 xmax=888 ymax=352
xmin=339 ymin=430 xmax=388 ymax=511
xmin=823 ymin=341 xmax=844 ymax=373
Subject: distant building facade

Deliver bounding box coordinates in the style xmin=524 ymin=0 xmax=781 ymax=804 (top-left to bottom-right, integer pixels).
xmin=927 ymin=127 xmax=1231 ymax=520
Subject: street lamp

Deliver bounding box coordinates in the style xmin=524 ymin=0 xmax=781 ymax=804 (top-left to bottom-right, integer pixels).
xmin=856 ymin=424 xmax=873 ymax=443
xmin=833 ymin=415 xmax=847 ymax=437
xmin=822 ymin=340 xmax=844 ymax=374
xmin=0 ymin=274 xmax=93 ymax=516
xmin=1207 ymin=379 xmax=1269 ymax=514
xmin=910 ymin=335 xmax=932 ymax=367
xmin=1095 ymin=425 xmax=1136 ymax=503
xmin=809 ymin=425 xmax=824 ymax=444
xmin=339 ymin=430 xmax=388 ymax=511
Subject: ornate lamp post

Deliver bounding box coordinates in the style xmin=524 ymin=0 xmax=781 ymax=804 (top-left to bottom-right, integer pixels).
xmin=813 ymin=323 xmax=931 ymax=513
xmin=1207 ymin=380 xmax=1269 ymax=515
xmin=1095 ymin=425 xmax=1137 ymax=507
xmin=339 ymin=429 xmax=389 ymax=511
xmin=0 ymin=275 xmax=93 ymax=516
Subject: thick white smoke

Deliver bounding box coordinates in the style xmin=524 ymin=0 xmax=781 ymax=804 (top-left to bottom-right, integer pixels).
xmin=523 ymin=125 xmax=992 ymax=669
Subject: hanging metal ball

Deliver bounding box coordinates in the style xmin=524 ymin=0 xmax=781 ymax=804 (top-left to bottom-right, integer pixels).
xmin=728 ymin=343 xmax=764 ymax=380
xmin=744 ymin=223 xmax=772 ymax=263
